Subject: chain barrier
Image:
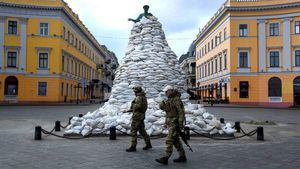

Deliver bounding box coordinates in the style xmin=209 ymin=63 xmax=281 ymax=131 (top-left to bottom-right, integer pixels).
xmin=38 ymin=119 xmax=258 ymax=141
xmin=40 ymin=127 xmax=109 ymax=140
xmin=115 ymin=128 xmax=166 ymax=139
xmin=191 ymin=127 xmax=257 ymax=140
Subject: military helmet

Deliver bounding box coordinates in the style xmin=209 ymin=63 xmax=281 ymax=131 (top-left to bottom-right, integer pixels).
xmin=132 ymin=86 xmax=143 ymax=93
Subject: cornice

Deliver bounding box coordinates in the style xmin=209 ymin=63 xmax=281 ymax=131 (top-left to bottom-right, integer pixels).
xmin=0 ymin=2 xmax=108 ymax=59
xmin=195 ymin=2 xmax=300 ymax=45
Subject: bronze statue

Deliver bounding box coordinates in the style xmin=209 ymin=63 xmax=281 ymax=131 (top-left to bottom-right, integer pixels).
xmin=128 ymin=5 xmax=153 ymax=23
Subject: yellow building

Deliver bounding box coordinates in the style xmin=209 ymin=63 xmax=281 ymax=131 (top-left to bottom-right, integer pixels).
xmin=195 ymin=0 xmax=300 ymax=107
xmin=0 ymin=0 xmax=116 ymax=103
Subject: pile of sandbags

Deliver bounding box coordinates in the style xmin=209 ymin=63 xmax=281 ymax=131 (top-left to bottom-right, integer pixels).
xmin=65 ymin=16 xmax=236 ymax=136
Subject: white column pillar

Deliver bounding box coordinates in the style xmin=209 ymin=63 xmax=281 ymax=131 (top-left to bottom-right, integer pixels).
xmin=0 ymin=16 xmax=5 ymax=72
xmin=20 ymin=18 xmax=27 ymax=72
xmin=258 ymin=19 xmax=266 ymax=72
xmin=283 ymin=18 xmax=292 ymax=71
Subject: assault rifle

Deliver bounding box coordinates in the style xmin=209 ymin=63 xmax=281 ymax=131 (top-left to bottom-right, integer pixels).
xmin=175 ymin=121 xmax=193 ymax=152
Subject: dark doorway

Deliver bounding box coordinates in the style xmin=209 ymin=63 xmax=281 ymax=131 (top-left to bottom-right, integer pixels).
xmin=294 ymin=76 xmax=300 ymax=106
xmin=4 ymin=76 xmax=18 ymax=95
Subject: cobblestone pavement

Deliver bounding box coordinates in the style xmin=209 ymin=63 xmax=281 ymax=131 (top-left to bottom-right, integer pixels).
xmin=0 ymin=105 xmax=299 ymax=169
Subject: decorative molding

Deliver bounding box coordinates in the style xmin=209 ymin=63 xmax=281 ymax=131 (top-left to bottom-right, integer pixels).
xmin=35 ymin=47 xmax=52 ymax=52
xmin=4 ymin=45 xmax=21 ymax=50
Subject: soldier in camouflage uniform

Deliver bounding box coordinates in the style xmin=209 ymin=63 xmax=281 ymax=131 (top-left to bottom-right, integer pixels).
xmin=126 ymin=86 xmax=152 ymax=152
xmin=155 ymin=85 xmax=187 ymax=165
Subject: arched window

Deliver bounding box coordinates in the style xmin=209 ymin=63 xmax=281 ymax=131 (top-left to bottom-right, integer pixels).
xmin=268 ymin=77 xmax=282 ymax=97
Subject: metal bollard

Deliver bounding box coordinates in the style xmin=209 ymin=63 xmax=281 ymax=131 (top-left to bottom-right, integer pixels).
xmin=35 ymin=126 xmax=42 ymax=140
xmin=257 ymin=126 xmax=264 ymax=141
xmin=184 ymin=127 xmax=190 ymax=140
xmin=220 ymin=118 xmax=225 ymax=124
xmin=79 ymin=114 xmax=83 ymax=117
xmin=55 ymin=121 xmax=61 ymax=131
xmin=109 ymin=126 xmax=116 ymax=140
xmin=235 ymin=121 xmax=241 ymax=133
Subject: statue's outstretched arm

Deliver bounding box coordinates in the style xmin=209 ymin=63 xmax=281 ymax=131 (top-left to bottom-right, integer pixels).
xmin=128 ymin=14 xmax=143 ymax=23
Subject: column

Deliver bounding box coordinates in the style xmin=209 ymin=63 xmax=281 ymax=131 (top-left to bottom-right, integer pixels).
xmin=0 ymin=16 xmax=4 ymax=71
xmin=283 ymin=18 xmax=292 ymax=71
xmin=20 ymin=18 xmax=27 ymax=72
xmin=258 ymin=19 xmax=266 ymax=72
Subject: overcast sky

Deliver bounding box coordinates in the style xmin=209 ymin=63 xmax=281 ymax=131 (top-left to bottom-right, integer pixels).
xmin=64 ymin=0 xmax=225 ymax=60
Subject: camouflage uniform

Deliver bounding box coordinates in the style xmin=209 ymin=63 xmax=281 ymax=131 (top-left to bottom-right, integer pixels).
xmin=159 ymin=90 xmax=186 ymax=159
xmin=128 ymin=87 xmax=151 ymax=149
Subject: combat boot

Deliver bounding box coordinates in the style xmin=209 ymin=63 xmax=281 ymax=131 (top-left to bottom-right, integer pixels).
xmin=173 ymin=156 xmax=187 ymax=163
xmin=126 ymin=146 xmax=136 ymax=152
xmin=143 ymin=143 xmax=152 ymax=150
xmin=155 ymin=157 xmax=168 ymax=165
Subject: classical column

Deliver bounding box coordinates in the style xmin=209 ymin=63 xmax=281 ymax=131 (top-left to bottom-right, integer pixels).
xmin=258 ymin=19 xmax=266 ymax=72
xmin=283 ymin=18 xmax=292 ymax=71
xmin=20 ymin=18 xmax=28 ymax=72
xmin=0 ymin=16 xmax=4 ymax=71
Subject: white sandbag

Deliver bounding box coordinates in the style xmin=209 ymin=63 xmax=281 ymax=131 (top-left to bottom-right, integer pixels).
xmin=146 ymin=115 xmax=158 ymax=122
xmin=81 ymin=126 xmax=93 ymax=136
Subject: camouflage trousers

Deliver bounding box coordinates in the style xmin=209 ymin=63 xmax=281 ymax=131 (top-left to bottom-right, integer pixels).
xmin=164 ymin=117 xmax=185 ymax=158
xmin=130 ymin=118 xmax=151 ymax=147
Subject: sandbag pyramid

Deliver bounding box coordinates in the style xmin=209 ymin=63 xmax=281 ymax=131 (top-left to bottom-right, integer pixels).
xmin=65 ymin=16 xmax=236 ymax=136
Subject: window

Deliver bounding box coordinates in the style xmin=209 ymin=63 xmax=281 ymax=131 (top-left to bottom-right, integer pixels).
xmin=62 ymin=55 xmax=65 ymax=71
xmin=208 ymin=42 xmax=210 ymax=51
xmin=295 ymin=50 xmax=300 ymax=66
xmin=215 ymin=36 xmax=218 ymax=46
xmin=7 ymin=52 xmax=17 ymax=68
xmin=211 ymin=61 xmax=213 ymax=75
xmin=38 ymin=82 xmax=47 ymax=96
xmin=239 ymin=24 xmax=248 ymax=37
xmin=224 ymin=28 xmax=227 ymax=40
xmin=270 ymin=51 xmax=280 ymax=67
xmin=75 ymin=62 xmax=78 ymax=76
xmin=61 ymin=83 xmax=64 ymax=96
xmin=211 ymin=39 xmax=214 ymax=49
xmin=219 ymin=32 xmax=222 ymax=42
xmin=239 ymin=52 xmax=248 ymax=68
xmin=208 ymin=63 xmax=210 ymax=75
xmin=268 ymin=77 xmax=282 ymax=97
xmin=270 ymin=23 xmax=279 ymax=36
xmin=8 ymin=21 xmax=17 ymax=34
xmin=66 ymin=83 xmax=69 ymax=96
xmin=295 ymin=21 xmax=300 ymax=34
xmin=239 ymin=81 xmax=249 ymax=98
xmin=224 ymin=54 xmax=227 ymax=69
xmin=39 ymin=53 xmax=48 ymax=69
xmin=215 ymin=58 xmax=218 ymax=73
xmin=71 ymin=34 xmax=74 ymax=45
xmin=40 ymin=23 xmax=49 ymax=36
xmin=66 ymin=58 xmax=69 ymax=73
xmin=63 ymin=26 xmax=66 ymax=39
xmin=219 ymin=56 xmax=222 ymax=71
xmin=67 ymin=31 xmax=70 ymax=42
xmin=75 ymin=38 xmax=78 ymax=48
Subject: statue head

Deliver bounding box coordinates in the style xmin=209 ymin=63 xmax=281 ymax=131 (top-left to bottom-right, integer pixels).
xmin=143 ymin=5 xmax=149 ymax=12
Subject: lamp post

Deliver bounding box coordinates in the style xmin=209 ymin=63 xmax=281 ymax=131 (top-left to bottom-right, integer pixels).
xmin=74 ymin=83 xmax=82 ymax=104
xmin=197 ymin=82 xmax=200 ymax=100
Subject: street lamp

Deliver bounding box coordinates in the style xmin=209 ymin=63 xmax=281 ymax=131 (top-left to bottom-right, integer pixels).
xmin=197 ymin=82 xmax=200 ymax=100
